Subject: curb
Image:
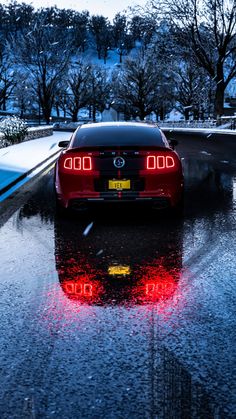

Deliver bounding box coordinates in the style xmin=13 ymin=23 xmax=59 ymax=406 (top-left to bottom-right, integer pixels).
xmin=0 ymin=149 xmax=61 ymax=200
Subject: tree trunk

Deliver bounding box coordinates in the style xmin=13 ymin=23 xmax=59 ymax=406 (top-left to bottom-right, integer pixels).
xmin=160 ymin=106 xmax=164 ymax=121
xmin=55 ymin=104 xmax=60 ymax=118
xmin=72 ymin=109 xmax=78 ymax=122
xmin=184 ymin=109 xmax=189 ymax=120
xmin=42 ymin=104 xmax=51 ymax=124
xmin=140 ymin=108 xmax=146 ymax=120
xmin=214 ymin=62 xmax=225 ymax=119
xmin=3 ymin=95 xmax=6 ymax=111
xmin=92 ymin=105 xmax=96 ymax=122
xmin=214 ymin=82 xmax=225 ymax=119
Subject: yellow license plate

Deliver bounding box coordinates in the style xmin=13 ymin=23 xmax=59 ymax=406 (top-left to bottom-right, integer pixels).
xmin=108 ymin=266 xmax=131 ymax=275
xmin=108 ymin=180 xmax=130 ymax=190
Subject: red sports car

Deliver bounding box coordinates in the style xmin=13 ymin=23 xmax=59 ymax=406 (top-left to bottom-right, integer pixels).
xmin=55 ymin=122 xmax=184 ymax=213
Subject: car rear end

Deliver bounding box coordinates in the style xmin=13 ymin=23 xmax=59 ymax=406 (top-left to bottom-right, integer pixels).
xmin=55 ymin=122 xmax=184 ymax=211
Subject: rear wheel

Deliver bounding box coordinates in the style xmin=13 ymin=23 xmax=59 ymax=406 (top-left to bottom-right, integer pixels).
xmin=55 ymin=195 xmax=69 ymax=218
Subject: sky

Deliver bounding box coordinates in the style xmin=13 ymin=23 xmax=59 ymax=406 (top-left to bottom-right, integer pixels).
xmin=2 ymin=0 xmax=148 ymax=21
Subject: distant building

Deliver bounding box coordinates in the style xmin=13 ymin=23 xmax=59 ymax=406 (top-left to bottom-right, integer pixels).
xmin=165 ymin=108 xmax=184 ymax=122
xmin=224 ymin=97 xmax=236 ymax=116
xmin=101 ymin=105 xmax=118 ymax=122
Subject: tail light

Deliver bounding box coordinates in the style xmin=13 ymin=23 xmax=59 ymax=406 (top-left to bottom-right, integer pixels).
xmin=62 ymin=155 xmax=92 ymax=171
xmin=146 ymin=154 xmax=175 ymax=170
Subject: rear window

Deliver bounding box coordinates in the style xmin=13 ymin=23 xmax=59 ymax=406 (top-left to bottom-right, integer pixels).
xmin=71 ymin=123 xmax=167 ymax=148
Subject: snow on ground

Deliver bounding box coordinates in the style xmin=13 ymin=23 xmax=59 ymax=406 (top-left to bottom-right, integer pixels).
xmin=0 ymin=131 xmax=70 ymax=192
xmin=78 ymin=47 xmax=123 ymax=69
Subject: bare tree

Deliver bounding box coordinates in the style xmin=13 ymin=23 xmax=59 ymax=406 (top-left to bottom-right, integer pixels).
xmin=87 ymin=65 xmax=110 ymax=121
xmin=114 ymin=49 xmax=168 ymax=120
xmin=13 ymin=74 xmax=35 ymax=118
xmin=64 ymin=61 xmax=92 ymax=122
xmin=72 ymin=11 xmax=90 ymax=52
xmin=175 ymin=59 xmax=212 ymax=119
xmin=112 ymin=13 xmax=128 ymax=63
xmin=90 ymin=15 xmax=112 ymax=63
xmin=149 ymin=0 xmax=236 ymax=118
xmin=39 ymin=7 xmax=90 ymax=52
xmin=112 ymin=13 xmax=127 ymax=48
xmin=0 ymin=45 xmax=15 ymax=111
xmin=128 ymin=14 xmax=157 ymax=49
xmin=1 ymin=1 xmax=34 ymax=38
xmin=8 ymin=13 xmax=72 ymax=123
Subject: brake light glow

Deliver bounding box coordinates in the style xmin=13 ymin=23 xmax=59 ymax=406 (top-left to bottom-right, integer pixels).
xmin=65 ymin=282 xmax=93 ymax=296
xmin=74 ymin=157 xmax=81 ymax=170
xmin=64 ymin=157 xmax=73 ymax=169
xmin=63 ymin=156 xmax=92 ymax=171
xmin=83 ymin=156 xmax=92 ymax=170
xmin=147 ymin=155 xmax=156 ymax=169
xmin=166 ymin=156 xmax=175 ymax=168
xmin=147 ymin=155 xmax=175 ymax=170
xmin=157 ymin=156 xmax=165 ymax=169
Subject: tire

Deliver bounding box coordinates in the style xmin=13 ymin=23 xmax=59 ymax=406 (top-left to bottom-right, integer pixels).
xmin=55 ymin=196 xmax=69 ymax=218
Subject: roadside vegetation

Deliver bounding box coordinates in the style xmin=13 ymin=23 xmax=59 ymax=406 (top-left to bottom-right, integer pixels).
xmin=0 ymin=116 xmax=28 ymax=147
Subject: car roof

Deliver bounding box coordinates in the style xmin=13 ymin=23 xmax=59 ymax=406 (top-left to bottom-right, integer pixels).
xmin=71 ymin=122 xmax=169 ymax=149
xmin=80 ymin=121 xmax=154 ymax=128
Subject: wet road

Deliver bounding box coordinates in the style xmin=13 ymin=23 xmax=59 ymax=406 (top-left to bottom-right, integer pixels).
xmin=0 ymin=131 xmax=235 ymax=418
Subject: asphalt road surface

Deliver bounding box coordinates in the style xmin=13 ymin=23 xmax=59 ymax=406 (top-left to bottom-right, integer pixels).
xmin=0 ymin=131 xmax=235 ymax=419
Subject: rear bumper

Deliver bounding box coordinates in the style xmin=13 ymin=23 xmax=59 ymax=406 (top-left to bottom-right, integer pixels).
xmin=69 ymin=196 xmax=171 ymax=209
xmin=56 ymin=189 xmax=183 ymax=210
xmin=55 ymin=167 xmax=184 ymax=209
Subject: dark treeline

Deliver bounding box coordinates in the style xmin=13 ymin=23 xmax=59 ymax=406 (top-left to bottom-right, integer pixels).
xmin=0 ymin=2 xmax=143 ymax=56
xmin=0 ymin=0 xmax=236 ymax=123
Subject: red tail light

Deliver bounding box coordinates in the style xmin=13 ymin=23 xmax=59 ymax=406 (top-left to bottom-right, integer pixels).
xmin=63 ymin=156 xmax=92 ymax=171
xmin=147 ymin=154 xmax=175 ymax=170
xmin=83 ymin=156 xmax=92 ymax=170
xmin=74 ymin=157 xmax=81 ymax=170
xmin=64 ymin=157 xmax=73 ymax=169
xmin=147 ymin=155 xmax=156 ymax=169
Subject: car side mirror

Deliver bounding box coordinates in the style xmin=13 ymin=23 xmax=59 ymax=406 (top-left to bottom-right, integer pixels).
xmin=58 ymin=140 xmax=69 ymax=148
xmin=169 ymin=139 xmax=178 ymax=149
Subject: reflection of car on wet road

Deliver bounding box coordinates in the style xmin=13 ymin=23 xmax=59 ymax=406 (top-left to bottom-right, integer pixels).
xmin=58 ymin=256 xmax=180 ymax=306
xmin=54 ymin=122 xmax=184 ymax=213
xmin=54 ymin=215 xmax=183 ymax=306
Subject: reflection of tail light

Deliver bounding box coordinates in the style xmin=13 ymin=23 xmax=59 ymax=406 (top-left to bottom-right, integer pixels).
xmin=146 ymin=283 xmax=155 ymax=294
xmin=146 ymin=281 xmax=176 ymax=298
xmin=65 ymin=282 xmax=93 ymax=297
xmin=146 ymin=283 xmax=170 ymax=294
